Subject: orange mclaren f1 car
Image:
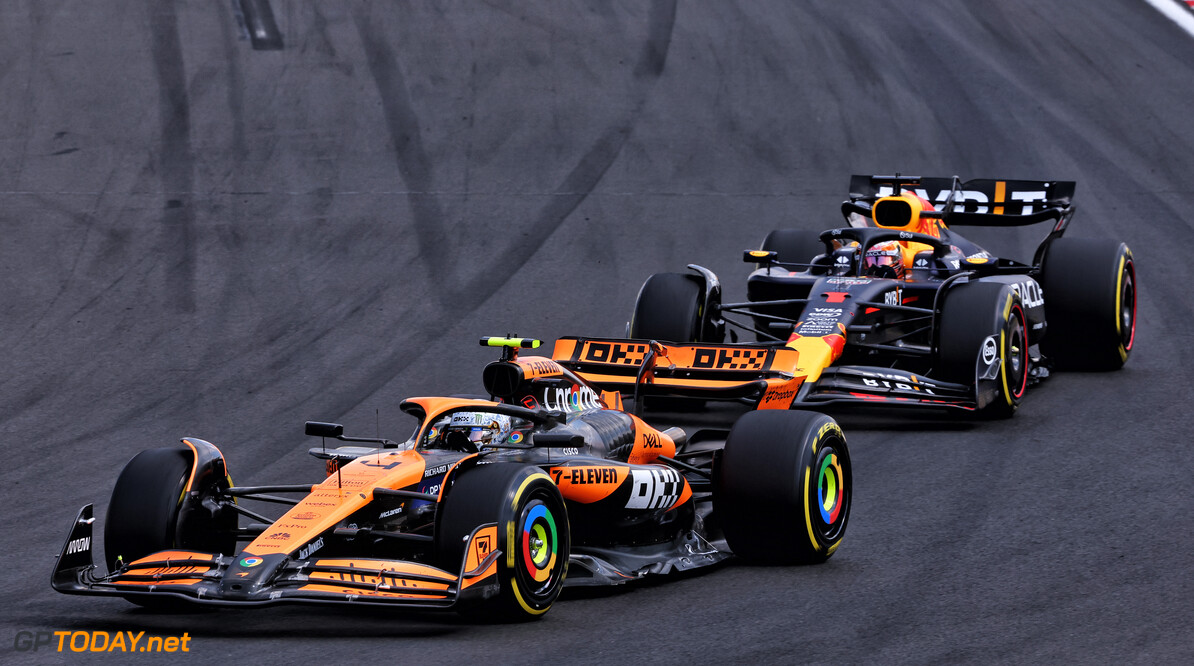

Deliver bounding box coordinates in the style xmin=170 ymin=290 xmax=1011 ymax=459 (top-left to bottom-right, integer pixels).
xmin=569 ymin=175 xmax=1135 ymax=418
xmin=52 ymin=337 xmax=851 ymax=620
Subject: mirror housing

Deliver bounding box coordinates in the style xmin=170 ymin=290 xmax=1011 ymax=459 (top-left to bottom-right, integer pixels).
xmin=305 ymin=421 xmax=344 ymax=438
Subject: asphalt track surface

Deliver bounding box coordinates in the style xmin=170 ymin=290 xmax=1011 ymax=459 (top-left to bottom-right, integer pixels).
xmin=3 ymin=1 xmax=1193 ymax=663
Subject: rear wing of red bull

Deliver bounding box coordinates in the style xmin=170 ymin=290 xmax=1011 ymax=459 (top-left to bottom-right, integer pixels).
xmin=551 ymin=337 xmax=807 ymax=410
xmin=845 ymin=174 xmax=1076 ymax=229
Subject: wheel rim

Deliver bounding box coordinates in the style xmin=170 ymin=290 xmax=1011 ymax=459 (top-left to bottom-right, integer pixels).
xmin=812 ymin=442 xmax=849 ymax=542
xmin=516 ymin=496 xmax=563 ymax=595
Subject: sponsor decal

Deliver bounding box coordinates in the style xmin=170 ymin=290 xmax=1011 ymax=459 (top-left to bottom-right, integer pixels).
xmin=626 ymin=468 xmax=683 ymax=510
xmin=876 ymin=184 xmax=1047 ymax=214
xmin=582 ymin=341 xmax=649 ymax=366
xmin=65 ymin=537 xmax=90 ymax=555
xmin=452 ymin=412 xmax=489 ymax=426
xmin=297 ymin=537 xmax=324 ymax=560
xmin=884 ymin=289 xmax=900 ymax=306
xmin=982 ymin=336 xmax=999 ymax=365
xmin=825 ymin=277 xmax=872 ymax=285
xmin=690 ymin=347 xmax=768 ymax=370
xmin=424 ymin=464 xmax=449 ymax=478
xmin=767 ymin=386 xmax=797 ymax=402
xmin=558 ymin=447 xmax=579 ymax=456
xmin=264 ymin=532 xmax=291 ymax=541
xmin=914 ymin=257 xmax=929 ymax=268
xmin=563 ymin=467 xmax=620 ymax=485
xmin=798 ymin=310 xmax=843 ymax=336
xmin=859 ymin=370 xmax=937 ymax=394
xmin=240 ymin=557 xmax=263 ymax=567
xmin=835 ymin=254 xmax=850 ymax=265
xmin=378 ymin=506 xmax=403 ymax=519
xmin=542 ymin=384 xmax=603 ymax=412
xmin=641 ymin=431 xmax=662 ymax=449
xmin=520 ymin=396 xmax=538 ymax=409
xmin=291 ymin=512 xmax=318 ymax=521
xmin=473 ymin=532 xmax=493 ymax=558
xmin=508 ymin=431 xmax=525 ymax=444
xmin=522 ymin=358 xmax=563 ymax=377
xmin=1011 ymin=280 xmax=1045 ymax=308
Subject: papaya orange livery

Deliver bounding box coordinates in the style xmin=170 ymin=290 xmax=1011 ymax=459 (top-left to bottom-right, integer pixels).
xmin=52 ymin=335 xmax=853 ymax=620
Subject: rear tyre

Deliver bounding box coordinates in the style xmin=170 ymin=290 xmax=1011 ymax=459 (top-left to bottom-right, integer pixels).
xmin=715 ymin=410 xmax=851 ymax=564
xmin=938 ymin=281 xmax=1028 ymax=419
xmin=760 ymin=229 xmax=827 ymax=269
xmin=437 ymin=464 xmax=569 ymax=621
xmin=1040 ymin=238 xmax=1136 ymax=370
xmin=630 ymin=272 xmax=707 ymax=410
xmin=630 ymin=272 xmax=703 ymax=343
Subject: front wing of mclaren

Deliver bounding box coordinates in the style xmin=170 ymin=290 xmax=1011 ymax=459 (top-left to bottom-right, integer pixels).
xmin=52 ymin=505 xmax=502 ymax=609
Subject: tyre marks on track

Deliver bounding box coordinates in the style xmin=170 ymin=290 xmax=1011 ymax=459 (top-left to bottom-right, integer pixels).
xmin=314 ymin=1 xmax=680 ymax=422
xmin=148 ymin=3 xmax=197 ymax=313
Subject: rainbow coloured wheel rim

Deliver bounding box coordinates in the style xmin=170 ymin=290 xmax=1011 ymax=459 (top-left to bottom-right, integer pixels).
xmin=811 ymin=442 xmax=850 ymax=542
xmin=514 ymin=496 xmax=565 ymax=598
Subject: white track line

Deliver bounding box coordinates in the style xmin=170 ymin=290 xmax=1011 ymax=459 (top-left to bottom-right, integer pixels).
xmin=1143 ymin=0 xmax=1194 ymax=38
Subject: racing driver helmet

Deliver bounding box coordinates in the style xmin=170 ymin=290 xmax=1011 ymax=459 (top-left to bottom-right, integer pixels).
xmin=445 ymin=411 xmax=512 ymax=448
xmin=863 ymin=241 xmax=905 ymax=279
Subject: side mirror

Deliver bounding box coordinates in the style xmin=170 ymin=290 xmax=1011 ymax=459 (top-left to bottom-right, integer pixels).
xmin=305 ymin=421 xmax=344 ymax=438
xmin=744 ymin=250 xmax=777 ymax=264
xmin=531 ymin=432 xmax=585 ymax=448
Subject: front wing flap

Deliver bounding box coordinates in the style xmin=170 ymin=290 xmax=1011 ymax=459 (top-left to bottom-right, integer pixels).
xmin=800 ymin=365 xmax=977 ymax=410
xmin=51 ymin=505 xmax=502 ymax=609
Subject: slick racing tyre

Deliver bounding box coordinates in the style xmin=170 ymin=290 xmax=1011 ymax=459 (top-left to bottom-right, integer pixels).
xmin=630 ymin=272 xmax=708 ymax=410
xmin=105 ymin=447 xmax=204 ymax=609
xmin=630 ymin=272 xmax=703 ymax=343
xmin=715 ymin=410 xmax=851 ymax=564
xmin=1040 ymin=238 xmax=1136 ymax=370
xmin=437 ymin=463 xmax=569 ymax=621
xmin=937 ymin=281 xmax=1029 ymax=419
xmin=760 ymin=229 xmax=826 ymax=270
xmin=105 ymin=447 xmax=192 ymax=573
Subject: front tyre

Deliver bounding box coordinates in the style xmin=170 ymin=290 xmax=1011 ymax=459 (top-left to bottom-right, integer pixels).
xmin=1040 ymin=238 xmax=1136 ymax=370
xmin=715 ymin=411 xmax=851 ymax=564
xmin=938 ymin=281 xmax=1029 ymax=419
xmin=104 ymin=447 xmax=192 ymax=573
xmin=437 ymin=464 xmax=569 ymax=621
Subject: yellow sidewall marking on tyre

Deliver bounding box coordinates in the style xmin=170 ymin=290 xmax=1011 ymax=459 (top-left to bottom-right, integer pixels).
xmin=1114 ymin=253 xmax=1128 ymax=361
xmin=1000 ymin=294 xmax=1014 ymax=406
xmin=802 ymin=466 xmax=821 ymax=553
xmin=511 ymin=577 xmax=550 ymax=615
